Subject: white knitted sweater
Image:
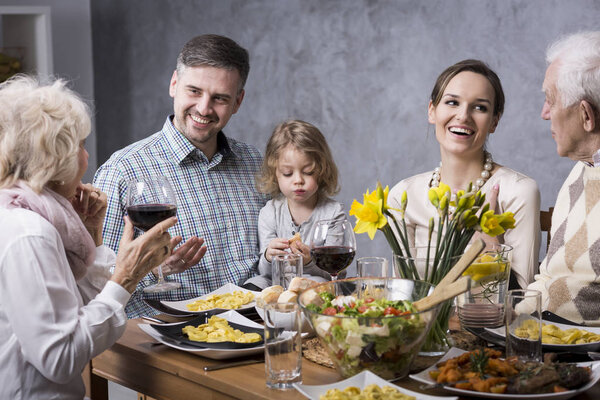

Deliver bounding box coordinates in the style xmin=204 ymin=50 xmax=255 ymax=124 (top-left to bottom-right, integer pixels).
xmin=528 ymin=162 xmax=600 ymax=325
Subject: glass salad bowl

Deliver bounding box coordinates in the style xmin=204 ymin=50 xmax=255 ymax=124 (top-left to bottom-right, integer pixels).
xmin=298 ymin=277 xmax=440 ymax=380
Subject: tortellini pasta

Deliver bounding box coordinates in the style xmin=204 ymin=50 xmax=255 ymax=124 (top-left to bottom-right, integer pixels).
xmin=186 ymin=290 xmax=255 ymax=311
xmin=182 ymin=316 xmax=261 ymax=343
xmin=319 ymin=384 xmax=415 ymax=400
xmin=515 ymin=321 xmax=600 ymax=345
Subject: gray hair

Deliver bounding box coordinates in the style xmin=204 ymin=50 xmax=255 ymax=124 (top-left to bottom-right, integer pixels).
xmin=176 ymin=34 xmax=250 ymax=93
xmin=0 ymin=75 xmax=91 ymax=192
xmin=546 ymin=31 xmax=600 ymax=110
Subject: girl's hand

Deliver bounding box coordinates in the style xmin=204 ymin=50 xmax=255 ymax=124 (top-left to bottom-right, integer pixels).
xmin=473 ymin=183 xmax=501 ymax=249
xmin=290 ymin=240 xmax=312 ymax=265
xmin=71 ymin=183 xmax=107 ymax=246
xmin=265 ymin=238 xmax=290 ymax=262
xmin=154 ymin=236 xmax=207 ymax=276
xmin=112 ymin=216 xmax=176 ymax=293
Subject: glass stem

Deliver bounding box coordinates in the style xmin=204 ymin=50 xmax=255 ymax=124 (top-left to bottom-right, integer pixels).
xmin=156 ymin=263 xmax=166 ymax=283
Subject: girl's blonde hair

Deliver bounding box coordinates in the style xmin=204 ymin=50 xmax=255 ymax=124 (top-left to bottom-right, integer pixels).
xmin=257 ymin=120 xmax=339 ymax=197
xmin=0 ymin=75 xmax=91 ymax=193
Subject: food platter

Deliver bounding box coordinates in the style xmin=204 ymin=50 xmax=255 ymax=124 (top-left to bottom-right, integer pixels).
xmin=409 ymin=347 xmax=600 ymax=400
xmin=472 ymin=321 xmax=600 ymax=353
xmin=293 ymin=370 xmax=457 ymax=400
xmin=139 ymin=310 xmax=265 ymax=360
xmin=160 ymin=283 xmax=260 ymax=315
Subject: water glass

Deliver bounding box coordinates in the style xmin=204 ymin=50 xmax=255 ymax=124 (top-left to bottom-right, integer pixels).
xmin=357 ymin=257 xmax=389 ymax=278
xmin=272 ymin=254 xmax=303 ymax=290
xmin=505 ymin=289 xmax=542 ymax=362
xmin=456 ymin=244 xmax=513 ymax=329
xmin=264 ymin=302 xmax=302 ymax=389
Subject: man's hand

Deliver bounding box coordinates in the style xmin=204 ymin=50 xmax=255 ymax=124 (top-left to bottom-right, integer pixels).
xmin=154 ymin=236 xmax=207 ymax=276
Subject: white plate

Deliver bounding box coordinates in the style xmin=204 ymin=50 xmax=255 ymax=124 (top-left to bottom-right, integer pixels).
xmin=410 ymin=347 xmax=600 ymax=400
xmin=293 ymin=370 xmax=457 ymax=400
xmin=254 ymin=305 xmax=313 ymax=333
xmin=138 ymin=310 xmax=264 ymax=360
xmin=486 ymin=321 xmax=600 ymax=352
xmin=161 ymin=283 xmax=260 ymax=314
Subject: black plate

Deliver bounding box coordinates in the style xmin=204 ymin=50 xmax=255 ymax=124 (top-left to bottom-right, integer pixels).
xmin=150 ymin=315 xmax=264 ymax=349
xmin=144 ymin=299 xmax=196 ymax=317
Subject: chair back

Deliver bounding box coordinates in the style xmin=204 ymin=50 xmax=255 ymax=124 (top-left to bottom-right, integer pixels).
xmin=540 ymin=207 xmax=554 ymax=252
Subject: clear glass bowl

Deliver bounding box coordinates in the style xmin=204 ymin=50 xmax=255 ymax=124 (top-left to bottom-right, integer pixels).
xmin=298 ymin=278 xmax=440 ymax=380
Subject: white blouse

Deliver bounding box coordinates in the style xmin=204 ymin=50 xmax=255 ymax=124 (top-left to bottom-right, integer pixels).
xmin=0 ymin=208 xmax=130 ymax=400
xmin=388 ymin=166 xmax=541 ymax=289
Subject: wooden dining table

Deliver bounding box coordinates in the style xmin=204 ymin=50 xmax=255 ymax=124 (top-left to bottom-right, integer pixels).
xmin=88 ymin=318 xmax=600 ymax=400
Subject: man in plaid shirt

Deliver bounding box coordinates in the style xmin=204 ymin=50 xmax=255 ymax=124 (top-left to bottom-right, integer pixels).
xmin=94 ymin=35 xmax=268 ymax=318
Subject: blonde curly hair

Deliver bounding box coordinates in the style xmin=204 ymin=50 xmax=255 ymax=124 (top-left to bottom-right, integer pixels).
xmin=0 ymin=75 xmax=91 ymax=192
xmin=256 ymin=120 xmax=339 ymax=197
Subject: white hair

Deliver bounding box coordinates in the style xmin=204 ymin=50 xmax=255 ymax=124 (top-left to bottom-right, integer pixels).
xmin=546 ymin=31 xmax=600 ymax=110
xmin=0 ymin=75 xmax=91 ymax=192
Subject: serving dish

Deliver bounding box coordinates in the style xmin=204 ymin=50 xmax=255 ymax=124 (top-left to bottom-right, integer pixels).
xmin=149 ymin=314 xmax=263 ymax=349
xmin=139 ymin=310 xmax=265 ymax=360
xmin=161 ymin=283 xmax=260 ymax=315
xmin=409 ymin=347 xmax=600 ymax=400
xmin=293 ymin=370 xmax=457 ymax=400
xmin=475 ymin=321 xmax=600 ymax=353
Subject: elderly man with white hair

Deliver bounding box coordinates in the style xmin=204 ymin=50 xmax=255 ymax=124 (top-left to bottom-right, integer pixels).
xmin=527 ymin=31 xmax=600 ymax=325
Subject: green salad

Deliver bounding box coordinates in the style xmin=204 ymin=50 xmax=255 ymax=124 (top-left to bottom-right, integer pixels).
xmin=306 ymin=292 xmax=429 ymax=379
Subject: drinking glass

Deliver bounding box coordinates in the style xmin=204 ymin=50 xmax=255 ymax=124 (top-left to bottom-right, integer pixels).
xmin=126 ymin=175 xmax=179 ymax=293
xmin=505 ymin=289 xmax=542 ymax=362
xmin=308 ymin=219 xmax=356 ymax=281
xmin=264 ymin=302 xmax=302 ymax=389
xmin=272 ymin=254 xmax=303 ymax=290
xmin=456 ymin=244 xmax=513 ymax=329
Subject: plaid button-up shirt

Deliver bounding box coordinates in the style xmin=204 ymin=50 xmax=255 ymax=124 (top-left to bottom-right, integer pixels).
xmin=94 ymin=117 xmax=267 ymax=318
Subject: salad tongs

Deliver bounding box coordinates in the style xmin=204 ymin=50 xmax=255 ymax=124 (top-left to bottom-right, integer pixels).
xmin=412 ymin=239 xmax=486 ymax=312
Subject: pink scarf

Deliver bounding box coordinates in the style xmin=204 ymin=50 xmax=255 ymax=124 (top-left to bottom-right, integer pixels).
xmin=0 ymin=181 xmax=95 ymax=280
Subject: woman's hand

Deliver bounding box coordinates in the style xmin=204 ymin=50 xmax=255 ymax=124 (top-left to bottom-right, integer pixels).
xmin=290 ymin=240 xmax=312 ymax=265
xmin=112 ymin=216 xmax=176 ymax=293
xmin=153 ymin=236 xmax=207 ymax=276
xmin=71 ymin=183 xmax=107 ymax=246
xmin=474 ymin=183 xmax=501 ymax=250
xmin=265 ymin=238 xmax=290 ymax=262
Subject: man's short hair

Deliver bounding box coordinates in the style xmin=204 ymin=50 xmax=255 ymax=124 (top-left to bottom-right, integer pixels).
xmin=176 ymin=34 xmax=250 ymax=93
xmin=547 ymin=31 xmax=600 ymax=111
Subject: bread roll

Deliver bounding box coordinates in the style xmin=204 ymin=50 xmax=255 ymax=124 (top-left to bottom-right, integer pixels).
xmin=277 ymin=290 xmax=298 ymax=304
xmin=289 ymin=233 xmax=301 ymax=243
xmin=288 ymin=276 xmax=317 ymax=293
xmin=259 ymin=285 xmax=284 ymax=305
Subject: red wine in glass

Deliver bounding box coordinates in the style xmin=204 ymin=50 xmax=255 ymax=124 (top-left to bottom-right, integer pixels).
xmin=126 ymin=204 xmax=177 ymax=231
xmin=126 ymin=175 xmax=179 ymax=293
xmin=310 ymin=246 xmax=356 ymax=278
xmin=309 ymin=219 xmax=357 ymax=282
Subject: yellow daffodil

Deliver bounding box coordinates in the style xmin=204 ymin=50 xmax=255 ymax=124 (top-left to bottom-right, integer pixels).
xmin=428 ymin=182 xmax=451 ymax=209
xmin=349 ymin=197 xmax=387 ymax=240
xmin=498 ymin=212 xmax=516 ymax=230
xmin=479 ymin=210 xmax=505 ymax=236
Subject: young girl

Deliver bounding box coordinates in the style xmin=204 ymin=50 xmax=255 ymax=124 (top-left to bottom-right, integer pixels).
xmin=245 ymin=120 xmax=345 ymax=289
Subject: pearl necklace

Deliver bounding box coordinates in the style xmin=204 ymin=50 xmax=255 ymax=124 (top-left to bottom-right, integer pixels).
xmin=430 ymin=151 xmax=494 ymax=192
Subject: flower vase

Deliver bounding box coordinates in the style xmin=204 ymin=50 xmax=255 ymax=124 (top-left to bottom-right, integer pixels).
xmin=393 ymin=249 xmax=460 ymax=356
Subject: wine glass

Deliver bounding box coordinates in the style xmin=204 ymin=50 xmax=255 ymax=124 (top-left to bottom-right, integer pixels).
xmin=126 ymin=175 xmax=179 ymax=293
xmin=309 ymin=219 xmax=357 ymax=281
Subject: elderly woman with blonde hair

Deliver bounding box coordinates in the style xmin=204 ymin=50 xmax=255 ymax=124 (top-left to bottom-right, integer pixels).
xmin=0 ymin=75 xmax=201 ymax=399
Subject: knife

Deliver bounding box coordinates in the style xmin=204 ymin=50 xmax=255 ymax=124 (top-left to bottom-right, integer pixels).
xmin=203 ymin=358 xmax=264 ymax=371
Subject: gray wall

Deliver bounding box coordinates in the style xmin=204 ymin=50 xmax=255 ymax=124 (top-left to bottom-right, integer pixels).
xmin=90 ymin=0 xmax=600 ymax=264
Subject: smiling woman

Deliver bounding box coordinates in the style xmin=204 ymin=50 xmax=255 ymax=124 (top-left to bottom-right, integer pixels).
xmin=388 ymin=59 xmax=541 ymax=291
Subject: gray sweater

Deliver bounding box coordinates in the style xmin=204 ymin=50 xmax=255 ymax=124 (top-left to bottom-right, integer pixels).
xmin=245 ymin=195 xmax=345 ymax=289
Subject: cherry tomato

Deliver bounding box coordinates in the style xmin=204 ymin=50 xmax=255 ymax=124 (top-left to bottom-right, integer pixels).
xmin=323 ymin=307 xmax=337 ymax=316
xmin=357 ymin=305 xmax=368 ymax=313
xmin=337 ymin=306 xmax=346 ymax=313
xmin=348 ymin=302 xmax=356 ymax=309
xmin=364 ymin=297 xmax=375 ymax=303
xmin=384 ymin=306 xmax=400 ymax=316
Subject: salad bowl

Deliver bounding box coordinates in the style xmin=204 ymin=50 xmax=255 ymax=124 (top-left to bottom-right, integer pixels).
xmin=298 ymin=277 xmax=440 ymax=380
